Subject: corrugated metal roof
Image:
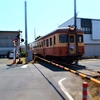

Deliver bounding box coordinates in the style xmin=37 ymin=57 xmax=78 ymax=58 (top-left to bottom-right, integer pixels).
xmin=0 ymin=30 xmax=22 ymax=33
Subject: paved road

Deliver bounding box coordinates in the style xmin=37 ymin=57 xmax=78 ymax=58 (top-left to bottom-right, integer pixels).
xmin=79 ymin=59 xmax=100 ymax=71
xmin=0 ymin=63 xmax=70 ymax=100
xmin=0 ymin=58 xmax=18 ymax=64
xmin=0 ymin=58 xmax=99 ymax=100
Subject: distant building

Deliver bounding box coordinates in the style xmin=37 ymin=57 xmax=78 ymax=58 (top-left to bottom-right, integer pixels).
xmin=58 ymin=17 xmax=100 ymax=56
xmin=0 ymin=30 xmax=22 ymax=57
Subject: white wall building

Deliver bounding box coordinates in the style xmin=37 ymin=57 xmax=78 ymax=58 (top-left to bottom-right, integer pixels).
xmin=58 ymin=17 xmax=100 ymax=56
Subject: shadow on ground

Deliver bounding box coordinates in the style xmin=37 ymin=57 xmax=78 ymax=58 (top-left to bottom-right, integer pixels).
xmin=34 ymin=59 xmax=86 ymax=72
xmin=6 ymin=64 xmax=23 ymax=69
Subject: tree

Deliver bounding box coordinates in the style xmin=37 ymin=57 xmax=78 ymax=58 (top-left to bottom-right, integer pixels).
xmin=35 ymin=36 xmax=42 ymax=40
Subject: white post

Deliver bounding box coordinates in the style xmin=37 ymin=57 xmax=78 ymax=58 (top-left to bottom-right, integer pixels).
xmin=13 ymin=47 xmax=16 ymax=64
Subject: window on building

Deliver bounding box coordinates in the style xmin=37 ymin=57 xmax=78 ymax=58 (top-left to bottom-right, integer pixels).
xmin=59 ymin=34 xmax=68 ymax=43
xmin=82 ymin=27 xmax=91 ymax=34
xmin=81 ymin=19 xmax=92 ymax=34
xmin=78 ymin=35 xmax=83 ymax=42
xmin=50 ymin=38 xmax=52 ymax=46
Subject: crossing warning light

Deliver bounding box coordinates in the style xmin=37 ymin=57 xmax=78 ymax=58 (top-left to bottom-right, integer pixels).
xmin=21 ymin=39 xmax=24 ymax=42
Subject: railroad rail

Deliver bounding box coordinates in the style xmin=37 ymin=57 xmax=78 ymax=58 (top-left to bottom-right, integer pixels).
xmin=52 ymin=60 xmax=100 ymax=77
xmin=34 ymin=55 xmax=100 ymax=85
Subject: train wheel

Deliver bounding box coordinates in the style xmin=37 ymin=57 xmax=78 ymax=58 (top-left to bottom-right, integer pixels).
xmin=74 ymin=57 xmax=79 ymax=65
xmin=66 ymin=58 xmax=73 ymax=64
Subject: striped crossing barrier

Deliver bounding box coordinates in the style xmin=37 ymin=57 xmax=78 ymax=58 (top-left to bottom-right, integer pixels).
xmin=34 ymin=56 xmax=100 ymax=85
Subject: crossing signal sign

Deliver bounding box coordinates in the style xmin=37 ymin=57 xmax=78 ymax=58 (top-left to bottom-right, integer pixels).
xmin=13 ymin=38 xmax=18 ymax=42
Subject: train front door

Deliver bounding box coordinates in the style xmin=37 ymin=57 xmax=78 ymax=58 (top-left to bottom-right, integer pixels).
xmin=68 ymin=34 xmax=77 ymax=55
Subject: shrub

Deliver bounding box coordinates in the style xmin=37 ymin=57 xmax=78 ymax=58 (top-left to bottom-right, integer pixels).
xmin=20 ymin=52 xmax=26 ymax=57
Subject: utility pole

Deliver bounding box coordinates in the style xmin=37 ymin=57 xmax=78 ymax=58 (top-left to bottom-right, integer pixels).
xmin=25 ymin=1 xmax=28 ymax=64
xmin=74 ymin=0 xmax=77 ymax=29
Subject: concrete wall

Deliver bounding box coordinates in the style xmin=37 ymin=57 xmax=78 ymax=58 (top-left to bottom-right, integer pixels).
xmin=84 ymin=34 xmax=100 ymax=44
xmin=92 ymin=20 xmax=100 ymax=40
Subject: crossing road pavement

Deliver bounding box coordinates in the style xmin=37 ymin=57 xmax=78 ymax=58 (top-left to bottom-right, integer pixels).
xmin=0 ymin=58 xmax=19 ymax=65
xmin=0 ymin=62 xmax=93 ymax=100
xmin=0 ymin=63 xmax=70 ymax=100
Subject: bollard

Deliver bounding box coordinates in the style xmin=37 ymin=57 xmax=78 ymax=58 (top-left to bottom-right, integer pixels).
xmin=83 ymin=82 xmax=88 ymax=100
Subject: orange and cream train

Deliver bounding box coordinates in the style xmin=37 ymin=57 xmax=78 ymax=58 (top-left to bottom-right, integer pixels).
xmin=30 ymin=26 xmax=84 ymax=64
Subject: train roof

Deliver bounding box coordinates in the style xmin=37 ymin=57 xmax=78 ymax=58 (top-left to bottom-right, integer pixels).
xmin=35 ymin=27 xmax=83 ymax=41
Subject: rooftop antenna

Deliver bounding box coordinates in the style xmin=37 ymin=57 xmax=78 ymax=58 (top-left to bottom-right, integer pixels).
xmin=34 ymin=28 xmax=36 ymax=40
xmin=74 ymin=0 xmax=77 ymax=29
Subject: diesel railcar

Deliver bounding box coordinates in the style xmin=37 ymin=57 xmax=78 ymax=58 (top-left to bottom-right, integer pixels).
xmin=31 ymin=26 xmax=84 ymax=64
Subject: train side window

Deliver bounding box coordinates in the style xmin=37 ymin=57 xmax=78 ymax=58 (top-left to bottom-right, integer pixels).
xmin=54 ymin=36 xmax=56 ymax=45
xmin=46 ymin=39 xmax=49 ymax=46
xmin=38 ymin=43 xmax=39 ymax=47
xmin=37 ymin=43 xmax=39 ymax=47
xmin=50 ymin=38 xmax=52 ymax=46
xmin=59 ymin=34 xmax=68 ymax=43
xmin=78 ymin=35 xmax=83 ymax=42
xmin=39 ymin=42 xmax=41 ymax=47
xmin=41 ymin=41 xmax=43 ymax=47
xmin=70 ymin=36 xmax=74 ymax=43
xmin=44 ymin=40 xmax=45 ymax=45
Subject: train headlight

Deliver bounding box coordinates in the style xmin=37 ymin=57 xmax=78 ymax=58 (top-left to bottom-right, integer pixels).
xmin=69 ymin=27 xmax=75 ymax=31
xmin=68 ymin=25 xmax=75 ymax=31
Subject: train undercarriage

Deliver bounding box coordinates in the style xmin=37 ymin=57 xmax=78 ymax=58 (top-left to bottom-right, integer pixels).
xmin=41 ymin=55 xmax=81 ymax=64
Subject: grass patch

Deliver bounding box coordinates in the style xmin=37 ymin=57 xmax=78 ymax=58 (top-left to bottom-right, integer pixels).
xmin=83 ymin=78 xmax=100 ymax=100
xmin=20 ymin=57 xmax=26 ymax=64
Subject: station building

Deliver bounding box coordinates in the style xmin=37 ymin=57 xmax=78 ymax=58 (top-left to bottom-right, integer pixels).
xmin=0 ymin=30 xmax=22 ymax=57
xmin=58 ymin=17 xmax=100 ymax=56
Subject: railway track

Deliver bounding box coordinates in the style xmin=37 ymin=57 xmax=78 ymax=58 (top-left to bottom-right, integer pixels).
xmin=52 ymin=60 xmax=100 ymax=78
xmin=34 ymin=56 xmax=100 ymax=78
xmin=34 ymin=56 xmax=100 ymax=85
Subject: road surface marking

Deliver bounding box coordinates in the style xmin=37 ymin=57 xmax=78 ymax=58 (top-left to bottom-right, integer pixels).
xmin=58 ymin=78 xmax=74 ymax=100
xmin=21 ymin=65 xmax=28 ymax=68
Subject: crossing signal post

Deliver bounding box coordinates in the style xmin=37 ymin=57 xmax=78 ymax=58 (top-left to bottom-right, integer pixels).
xmin=25 ymin=1 xmax=28 ymax=64
xmin=12 ymin=34 xmax=24 ymax=64
xmin=12 ymin=37 xmax=19 ymax=64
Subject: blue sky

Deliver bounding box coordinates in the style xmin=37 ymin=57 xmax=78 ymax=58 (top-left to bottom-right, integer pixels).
xmin=0 ymin=0 xmax=100 ymax=43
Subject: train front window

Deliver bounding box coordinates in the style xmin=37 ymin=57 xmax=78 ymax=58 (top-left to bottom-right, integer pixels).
xmin=78 ymin=35 xmax=83 ymax=42
xmin=70 ymin=36 xmax=74 ymax=42
xmin=59 ymin=34 xmax=68 ymax=43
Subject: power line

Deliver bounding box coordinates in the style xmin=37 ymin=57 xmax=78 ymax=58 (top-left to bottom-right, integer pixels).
xmin=35 ymin=0 xmax=61 ymax=27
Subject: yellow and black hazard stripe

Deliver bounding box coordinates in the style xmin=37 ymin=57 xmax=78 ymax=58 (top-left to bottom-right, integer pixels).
xmin=35 ymin=56 xmax=100 ymax=85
